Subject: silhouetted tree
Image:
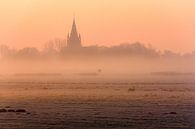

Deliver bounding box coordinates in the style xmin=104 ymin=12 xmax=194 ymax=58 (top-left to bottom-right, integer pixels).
xmin=18 ymin=47 xmax=39 ymax=58
xmin=162 ymin=50 xmax=181 ymax=58
xmin=0 ymin=44 xmax=10 ymax=58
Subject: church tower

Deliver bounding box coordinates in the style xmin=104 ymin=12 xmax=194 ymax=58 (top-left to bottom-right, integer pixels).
xmin=67 ymin=18 xmax=82 ymax=49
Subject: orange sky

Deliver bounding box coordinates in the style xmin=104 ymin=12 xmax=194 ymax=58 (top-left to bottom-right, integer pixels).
xmin=0 ymin=0 xmax=195 ymax=53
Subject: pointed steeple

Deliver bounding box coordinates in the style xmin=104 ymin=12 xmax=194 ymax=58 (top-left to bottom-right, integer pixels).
xmin=70 ymin=18 xmax=79 ymax=38
xmin=67 ymin=18 xmax=82 ymax=48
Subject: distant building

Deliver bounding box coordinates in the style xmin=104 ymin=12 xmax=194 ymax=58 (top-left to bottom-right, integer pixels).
xmin=67 ymin=18 xmax=82 ymax=49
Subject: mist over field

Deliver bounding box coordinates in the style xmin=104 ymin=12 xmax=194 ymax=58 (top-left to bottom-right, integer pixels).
xmin=1 ymin=39 xmax=195 ymax=129
xmin=0 ymin=47 xmax=195 ymax=129
xmin=0 ymin=1 xmax=195 ymax=128
xmin=0 ymin=42 xmax=195 ymax=76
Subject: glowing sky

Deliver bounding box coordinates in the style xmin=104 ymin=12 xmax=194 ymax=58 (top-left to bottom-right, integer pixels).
xmin=0 ymin=0 xmax=195 ymax=53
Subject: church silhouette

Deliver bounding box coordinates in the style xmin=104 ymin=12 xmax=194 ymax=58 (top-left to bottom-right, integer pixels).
xmin=67 ymin=18 xmax=82 ymax=49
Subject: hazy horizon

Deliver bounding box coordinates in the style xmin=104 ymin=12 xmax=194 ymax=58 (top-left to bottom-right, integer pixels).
xmin=0 ymin=0 xmax=195 ymax=53
xmin=0 ymin=1 xmax=195 ymax=129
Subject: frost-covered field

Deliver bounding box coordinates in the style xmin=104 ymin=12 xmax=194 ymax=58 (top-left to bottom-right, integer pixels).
xmin=0 ymin=75 xmax=194 ymax=129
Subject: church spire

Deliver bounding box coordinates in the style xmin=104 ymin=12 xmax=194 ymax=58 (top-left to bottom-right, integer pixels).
xmin=70 ymin=18 xmax=78 ymax=38
xmin=67 ymin=18 xmax=82 ymax=48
